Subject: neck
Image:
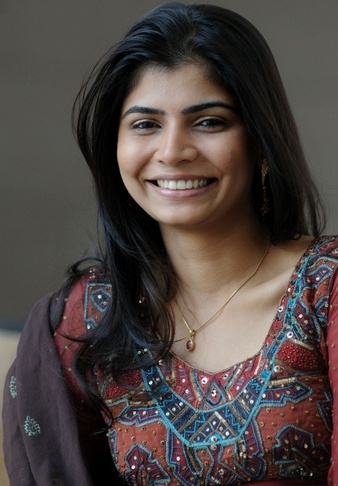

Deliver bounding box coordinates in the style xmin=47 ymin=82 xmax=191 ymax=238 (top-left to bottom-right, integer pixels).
xmin=161 ymin=221 xmax=268 ymax=301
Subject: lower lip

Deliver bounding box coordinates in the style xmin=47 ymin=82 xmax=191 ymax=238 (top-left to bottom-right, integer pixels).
xmin=149 ymin=180 xmax=217 ymax=198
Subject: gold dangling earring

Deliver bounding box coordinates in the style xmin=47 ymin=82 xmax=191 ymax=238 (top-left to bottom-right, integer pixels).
xmin=260 ymin=159 xmax=269 ymax=217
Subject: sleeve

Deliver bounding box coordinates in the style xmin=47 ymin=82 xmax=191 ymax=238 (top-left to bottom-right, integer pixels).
xmin=2 ymin=284 xmax=122 ymax=485
xmin=53 ymin=276 xmax=123 ymax=485
xmin=54 ymin=276 xmax=89 ymax=398
xmin=327 ymin=272 xmax=338 ymax=485
xmin=2 ymin=293 xmax=95 ymax=485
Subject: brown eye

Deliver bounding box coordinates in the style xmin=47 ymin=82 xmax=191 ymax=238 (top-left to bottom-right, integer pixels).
xmin=196 ymin=117 xmax=228 ymax=129
xmin=131 ymin=120 xmax=160 ymax=131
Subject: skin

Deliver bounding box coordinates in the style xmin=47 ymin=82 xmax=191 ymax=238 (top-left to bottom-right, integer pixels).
xmin=117 ymin=63 xmax=312 ymax=372
xmin=118 ymin=63 xmax=256 ymax=232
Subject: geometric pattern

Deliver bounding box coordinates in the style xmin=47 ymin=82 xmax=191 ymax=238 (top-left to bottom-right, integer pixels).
xmin=94 ymin=236 xmax=338 ymax=484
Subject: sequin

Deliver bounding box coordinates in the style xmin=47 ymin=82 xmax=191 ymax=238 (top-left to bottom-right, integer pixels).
xmin=89 ymin=236 xmax=338 ymax=484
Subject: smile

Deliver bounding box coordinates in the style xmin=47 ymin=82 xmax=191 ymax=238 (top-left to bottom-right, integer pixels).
xmin=156 ymin=179 xmax=213 ymax=190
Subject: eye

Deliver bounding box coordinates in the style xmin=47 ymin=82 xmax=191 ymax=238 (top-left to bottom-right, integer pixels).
xmin=195 ymin=117 xmax=229 ymax=131
xmin=131 ymin=119 xmax=161 ymax=132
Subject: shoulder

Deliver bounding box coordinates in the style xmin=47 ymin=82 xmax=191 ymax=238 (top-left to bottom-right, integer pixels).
xmin=3 ymin=286 xmax=113 ymax=486
xmin=308 ymin=234 xmax=338 ymax=258
xmin=299 ymin=235 xmax=338 ymax=276
xmin=294 ymin=235 xmax=338 ymax=324
xmin=55 ymin=269 xmax=112 ymax=339
xmin=12 ymin=292 xmax=57 ymax=365
xmin=53 ymin=269 xmax=112 ymax=392
xmin=296 ymin=235 xmax=338 ymax=291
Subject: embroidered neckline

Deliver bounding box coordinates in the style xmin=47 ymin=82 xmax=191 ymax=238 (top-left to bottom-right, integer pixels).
xmin=168 ymin=237 xmax=319 ymax=377
xmin=134 ymin=236 xmax=335 ymax=446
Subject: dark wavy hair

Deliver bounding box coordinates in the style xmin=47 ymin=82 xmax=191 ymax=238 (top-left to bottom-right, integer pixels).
xmin=53 ymin=2 xmax=325 ymax=409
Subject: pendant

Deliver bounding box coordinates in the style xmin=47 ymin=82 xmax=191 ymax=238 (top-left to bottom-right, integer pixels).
xmin=186 ymin=330 xmax=196 ymax=352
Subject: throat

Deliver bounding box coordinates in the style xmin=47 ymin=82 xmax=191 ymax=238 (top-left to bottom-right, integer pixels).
xmin=171 ymin=294 xmax=277 ymax=374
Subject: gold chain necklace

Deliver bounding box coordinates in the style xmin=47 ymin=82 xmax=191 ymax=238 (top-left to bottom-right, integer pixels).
xmin=177 ymin=242 xmax=270 ymax=352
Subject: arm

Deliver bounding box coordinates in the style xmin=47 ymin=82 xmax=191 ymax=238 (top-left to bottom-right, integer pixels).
xmin=327 ymin=272 xmax=338 ymax=484
xmin=2 ymin=293 xmax=95 ymax=485
xmin=54 ymin=276 xmax=121 ymax=485
xmin=2 ymin=281 xmax=122 ymax=485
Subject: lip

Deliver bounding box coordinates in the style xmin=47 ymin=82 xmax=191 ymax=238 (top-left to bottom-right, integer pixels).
xmin=147 ymin=175 xmax=216 ymax=185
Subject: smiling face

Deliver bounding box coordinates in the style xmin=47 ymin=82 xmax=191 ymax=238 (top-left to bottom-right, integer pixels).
xmin=117 ymin=63 xmax=256 ymax=232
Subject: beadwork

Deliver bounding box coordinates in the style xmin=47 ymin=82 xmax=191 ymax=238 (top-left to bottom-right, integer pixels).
xmin=84 ymin=282 xmax=111 ymax=330
xmin=24 ymin=416 xmax=41 ymax=437
xmin=9 ymin=375 xmax=18 ymax=398
xmin=82 ymin=236 xmax=338 ymax=484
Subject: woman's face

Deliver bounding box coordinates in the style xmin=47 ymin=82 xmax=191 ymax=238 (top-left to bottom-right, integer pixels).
xmin=117 ymin=63 xmax=256 ymax=232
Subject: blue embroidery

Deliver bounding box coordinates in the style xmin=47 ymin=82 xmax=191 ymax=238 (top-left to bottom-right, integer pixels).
xmin=99 ymin=236 xmax=338 ymax=484
xmin=9 ymin=375 xmax=17 ymax=398
xmin=24 ymin=416 xmax=41 ymax=437
xmin=84 ymin=282 xmax=111 ymax=329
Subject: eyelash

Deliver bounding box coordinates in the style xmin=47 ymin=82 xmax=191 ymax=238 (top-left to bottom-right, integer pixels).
xmin=195 ymin=117 xmax=228 ymax=129
xmin=131 ymin=120 xmax=159 ymax=131
xmin=130 ymin=117 xmax=229 ymax=132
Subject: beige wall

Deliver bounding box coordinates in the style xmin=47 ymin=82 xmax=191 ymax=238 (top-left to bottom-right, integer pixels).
xmin=0 ymin=0 xmax=337 ymax=482
xmin=1 ymin=0 xmax=337 ymax=322
xmin=0 ymin=331 xmax=19 ymax=485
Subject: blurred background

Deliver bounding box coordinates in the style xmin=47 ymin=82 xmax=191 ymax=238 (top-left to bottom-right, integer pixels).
xmin=0 ymin=0 xmax=337 ymax=483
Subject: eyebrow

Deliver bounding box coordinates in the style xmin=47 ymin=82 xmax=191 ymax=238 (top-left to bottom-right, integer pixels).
xmin=121 ymin=101 xmax=238 ymax=119
xmin=182 ymin=102 xmax=238 ymax=115
xmin=121 ymin=106 xmax=165 ymax=119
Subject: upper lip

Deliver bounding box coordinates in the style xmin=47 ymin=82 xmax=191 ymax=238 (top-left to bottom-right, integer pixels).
xmin=147 ymin=174 xmax=215 ymax=181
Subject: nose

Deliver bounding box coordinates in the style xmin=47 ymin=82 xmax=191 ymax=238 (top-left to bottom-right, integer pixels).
xmin=155 ymin=124 xmax=198 ymax=165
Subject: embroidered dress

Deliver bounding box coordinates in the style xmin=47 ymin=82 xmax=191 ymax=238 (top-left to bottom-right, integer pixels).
xmin=54 ymin=235 xmax=338 ymax=485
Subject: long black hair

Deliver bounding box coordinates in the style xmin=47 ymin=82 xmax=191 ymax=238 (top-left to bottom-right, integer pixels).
xmin=55 ymin=2 xmax=325 ymax=409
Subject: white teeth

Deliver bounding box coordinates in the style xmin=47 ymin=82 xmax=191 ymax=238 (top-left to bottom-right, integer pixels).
xmin=157 ymin=179 xmax=209 ymax=190
xmin=177 ymin=180 xmax=186 ymax=189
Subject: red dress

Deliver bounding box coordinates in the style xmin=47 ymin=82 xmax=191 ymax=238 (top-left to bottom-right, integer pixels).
xmin=55 ymin=235 xmax=338 ymax=485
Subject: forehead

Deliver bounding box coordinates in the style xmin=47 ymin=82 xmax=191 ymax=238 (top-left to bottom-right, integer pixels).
xmin=121 ymin=63 xmax=235 ymax=110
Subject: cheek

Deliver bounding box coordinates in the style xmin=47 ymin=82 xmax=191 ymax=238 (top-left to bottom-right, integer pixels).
xmin=213 ymin=130 xmax=251 ymax=165
xmin=215 ymin=147 xmax=251 ymax=175
xmin=117 ymin=136 xmax=136 ymax=178
xmin=117 ymin=132 xmax=149 ymax=180
xmin=219 ymin=147 xmax=254 ymax=191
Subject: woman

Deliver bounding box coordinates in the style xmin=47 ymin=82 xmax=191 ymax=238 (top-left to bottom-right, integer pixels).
xmin=3 ymin=3 xmax=338 ymax=485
